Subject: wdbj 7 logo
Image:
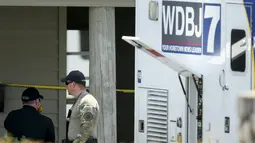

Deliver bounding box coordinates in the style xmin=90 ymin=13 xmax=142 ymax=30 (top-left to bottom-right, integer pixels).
xmin=162 ymin=1 xmax=221 ymax=56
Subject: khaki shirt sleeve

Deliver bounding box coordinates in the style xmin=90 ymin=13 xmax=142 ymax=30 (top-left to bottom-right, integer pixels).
xmin=73 ymin=99 xmax=98 ymax=143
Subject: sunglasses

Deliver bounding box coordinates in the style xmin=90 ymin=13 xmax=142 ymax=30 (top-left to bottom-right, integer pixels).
xmin=65 ymin=81 xmax=73 ymax=85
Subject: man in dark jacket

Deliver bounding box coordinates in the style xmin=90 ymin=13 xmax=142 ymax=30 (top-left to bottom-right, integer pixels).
xmin=4 ymin=87 xmax=55 ymax=142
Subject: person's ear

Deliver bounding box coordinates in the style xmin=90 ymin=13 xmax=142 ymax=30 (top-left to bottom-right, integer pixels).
xmin=34 ymin=99 xmax=39 ymax=105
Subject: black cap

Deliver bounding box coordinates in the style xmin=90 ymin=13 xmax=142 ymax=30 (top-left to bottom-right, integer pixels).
xmin=21 ymin=87 xmax=44 ymax=102
xmin=60 ymin=70 xmax=86 ymax=83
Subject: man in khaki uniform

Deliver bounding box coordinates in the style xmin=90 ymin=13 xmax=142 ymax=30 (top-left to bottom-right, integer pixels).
xmin=61 ymin=70 xmax=99 ymax=143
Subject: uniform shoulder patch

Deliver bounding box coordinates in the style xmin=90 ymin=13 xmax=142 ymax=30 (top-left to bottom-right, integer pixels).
xmin=83 ymin=112 xmax=94 ymax=121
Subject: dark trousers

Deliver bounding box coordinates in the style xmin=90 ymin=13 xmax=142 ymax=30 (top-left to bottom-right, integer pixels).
xmin=62 ymin=136 xmax=97 ymax=143
xmin=86 ymin=136 xmax=97 ymax=143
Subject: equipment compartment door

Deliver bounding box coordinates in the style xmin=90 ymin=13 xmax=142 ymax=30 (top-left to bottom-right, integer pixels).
xmin=223 ymin=3 xmax=252 ymax=143
xmin=136 ymin=87 xmax=169 ymax=143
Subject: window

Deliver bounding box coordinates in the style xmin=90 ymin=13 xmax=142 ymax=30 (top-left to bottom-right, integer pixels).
xmin=66 ymin=30 xmax=90 ymax=88
xmin=230 ymin=29 xmax=246 ymax=72
xmin=79 ymin=30 xmax=90 ymax=59
xmin=66 ymin=30 xmax=90 ymax=59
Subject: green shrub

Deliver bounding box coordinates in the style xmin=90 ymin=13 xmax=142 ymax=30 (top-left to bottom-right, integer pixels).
xmin=0 ymin=136 xmax=45 ymax=143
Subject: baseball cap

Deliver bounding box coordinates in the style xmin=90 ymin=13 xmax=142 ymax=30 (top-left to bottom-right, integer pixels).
xmin=60 ymin=70 xmax=86 ymax=83
xmin=21 ymin=87 xmax=44 ymax=102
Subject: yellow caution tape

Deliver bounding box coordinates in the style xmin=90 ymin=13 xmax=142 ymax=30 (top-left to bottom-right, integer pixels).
xmin=0 ymin=83 xmax=66 ymax=90
xmin=116 ymin=89 xmax=134 ymax=93
xmin=0 ymin=82 xmax=134 ymax=93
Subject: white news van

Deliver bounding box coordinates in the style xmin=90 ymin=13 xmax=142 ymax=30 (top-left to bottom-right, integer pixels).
xmin=122 ymin=0 xmax=254 ymax=142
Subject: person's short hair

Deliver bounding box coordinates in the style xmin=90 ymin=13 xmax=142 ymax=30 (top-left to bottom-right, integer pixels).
xmin=22 ymin=100 xmax=35 ymax=105
xmin=75 ymin=81 xmax=86 ymax=86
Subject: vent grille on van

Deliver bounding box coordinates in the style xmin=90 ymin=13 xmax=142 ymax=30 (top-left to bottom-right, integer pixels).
xmin=147 ymin=89 xmax=168 ymax=143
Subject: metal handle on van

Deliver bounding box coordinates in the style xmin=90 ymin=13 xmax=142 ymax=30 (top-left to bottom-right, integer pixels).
xmin=138 ymin=120 xmax=145 ymax=133
xmin=177 ymin=117 xmax=182 ymax=128
xmin=219 ymin=69 xmax=229 ymax=91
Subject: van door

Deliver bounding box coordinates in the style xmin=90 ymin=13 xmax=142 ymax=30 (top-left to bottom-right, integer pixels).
xmin=223 ymin=3 xmax=252 ymax=143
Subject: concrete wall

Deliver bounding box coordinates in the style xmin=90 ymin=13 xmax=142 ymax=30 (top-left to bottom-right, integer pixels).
xmin=0 ymin=7 xmax=66 ymax=142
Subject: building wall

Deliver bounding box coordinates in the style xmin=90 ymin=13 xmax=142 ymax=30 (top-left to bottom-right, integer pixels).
xmin=0 ymin=7 xmax=66 ymax=142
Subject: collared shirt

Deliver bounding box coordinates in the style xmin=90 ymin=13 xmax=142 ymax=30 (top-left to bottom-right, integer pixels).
xmin=4 ymin=105 xmax=55 ymax=142
xmin=68 ymin=91 xmax=99 ymax=142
